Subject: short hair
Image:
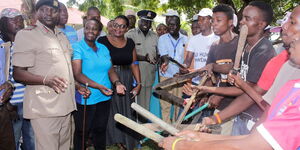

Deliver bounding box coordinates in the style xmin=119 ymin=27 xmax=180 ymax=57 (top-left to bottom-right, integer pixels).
xmin=249 ymin=1 xmax=273 ymax=26
xmin=85 ymin=18 xmax=102 ymax=30
xmin=114 ymin=15 xmax=129 ymax=27
xmin=87 ymin=6 xmax=100 ymax=14
xmin=213 ymin=4 xmax=234 ymax=20
xmin=157 ymin=23 xmax=167 ymax=28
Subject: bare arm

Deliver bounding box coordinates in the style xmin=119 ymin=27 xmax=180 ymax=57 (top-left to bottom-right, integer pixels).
xmin=13 ymin=66 xmax=67 ymax=93
xmin=130 ymin=48 xmax=141 ymax=96
xmin=72 ymin=59 xmax=113 ymax=95
xmin=183 ymin=51 xmax=194 ymax=68
xmin=160 ymin=130 xmax=273 ymax=150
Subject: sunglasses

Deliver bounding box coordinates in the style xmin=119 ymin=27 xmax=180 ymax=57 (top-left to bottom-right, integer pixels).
xmin=113 ymin=23 xmax=127 ymax=29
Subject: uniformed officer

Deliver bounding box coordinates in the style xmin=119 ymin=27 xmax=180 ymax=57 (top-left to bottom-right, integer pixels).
xmin=12 ymin=0 xmax=89 ymax=149
xmin=125 ymin=10 xmax=158 ymax=112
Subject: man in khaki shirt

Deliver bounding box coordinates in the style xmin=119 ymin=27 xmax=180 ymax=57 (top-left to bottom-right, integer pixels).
xmin=126 ymin=10 xmax=158 ymax=111
xmin=12 ymin=0 xmax=88 ymax=149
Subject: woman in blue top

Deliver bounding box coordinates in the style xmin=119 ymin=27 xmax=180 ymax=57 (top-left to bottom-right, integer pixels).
xmin=72 ymin=19 xmax=126 ymax=150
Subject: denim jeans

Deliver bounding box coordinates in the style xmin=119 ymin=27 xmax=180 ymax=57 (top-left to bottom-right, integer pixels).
xmin=231 ymin=115 xmax=253 ymax=136
xmin=12 ymin=102 xmax=35 ymax=150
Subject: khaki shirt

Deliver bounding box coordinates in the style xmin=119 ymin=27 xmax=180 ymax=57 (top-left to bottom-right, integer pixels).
xmin=13 ymin=21 xmax=76 ymax=119
xmin=126 ymin=28 xmax=158 ymax=87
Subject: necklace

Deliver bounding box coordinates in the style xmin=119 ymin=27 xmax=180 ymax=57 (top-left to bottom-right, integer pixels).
xmin=240 ymin=37 xmax=264 ymax=81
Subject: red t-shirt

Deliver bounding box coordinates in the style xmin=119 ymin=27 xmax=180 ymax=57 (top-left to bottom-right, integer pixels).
xmin=257 ymin=50 xmax=289 ymax=90
xmin=257 ymin=79 xmax=300 ymax=150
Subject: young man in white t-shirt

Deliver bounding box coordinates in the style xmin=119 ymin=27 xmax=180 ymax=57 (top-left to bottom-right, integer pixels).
xmin=181 ymin=8 xmax=219 ymax=83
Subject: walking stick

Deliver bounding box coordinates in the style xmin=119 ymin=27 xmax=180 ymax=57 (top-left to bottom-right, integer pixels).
xmin=82 ymin=83 xmax=88 ymax=150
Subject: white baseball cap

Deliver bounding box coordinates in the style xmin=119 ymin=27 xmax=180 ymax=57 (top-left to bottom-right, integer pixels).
xmin=197 ymin=8 xmax=213 ymax=17
xmin=233 ymin=14 xmax=238 ymax=27
xmin=270 ymin=12 xmax=291 ymax=33
xmin=192 ymin=14 xmax=198 ymax=21
xmin=125 ymin=9 xmax=136 ymax=16
xmin=162 ymin=9 xmax=179 ymax=17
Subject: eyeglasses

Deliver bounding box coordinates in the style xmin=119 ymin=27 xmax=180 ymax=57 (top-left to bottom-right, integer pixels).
xmin=113 ymin=23 xmax=127 ymax=29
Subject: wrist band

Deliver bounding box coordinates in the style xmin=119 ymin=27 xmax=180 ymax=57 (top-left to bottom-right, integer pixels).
xmin=133 ymin=61 xmax=139 ymax=65
xmin=214 ymin=113 xmax=222 ymax=124
xmin=172 ymin=138 xmax=184 ymax=150
xmin=113 ymin=80 xmax=121 ymax=86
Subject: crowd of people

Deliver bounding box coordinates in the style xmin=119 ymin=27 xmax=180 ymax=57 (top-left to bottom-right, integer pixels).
xmin=0 ymin=0 xmax=299 ymax=150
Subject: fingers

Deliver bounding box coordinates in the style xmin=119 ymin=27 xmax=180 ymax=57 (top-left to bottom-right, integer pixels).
xmin=116 ymin=84 xmax=126 ymax=95
xmin=1 ymin=87 xmax=13 ymax=103
xmin=45 ymin=76 xmax=68 ymax=94
xmin=182 ymin=83 xmax=193 ymax=96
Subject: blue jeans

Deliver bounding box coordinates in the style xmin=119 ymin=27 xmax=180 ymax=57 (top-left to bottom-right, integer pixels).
xmin=12 ymin=103 xmax=35 ymax=150
xmin=231 ymin=115 xmax=252 ymax=136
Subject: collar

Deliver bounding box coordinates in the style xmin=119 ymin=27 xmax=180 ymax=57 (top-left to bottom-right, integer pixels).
xmin=168 ymin=32 xmax=183 ymax=41
xmin=80 ymin=39 xmax=101 ymax=51
xmin=36 ymin=20 xmax=62 ymax=35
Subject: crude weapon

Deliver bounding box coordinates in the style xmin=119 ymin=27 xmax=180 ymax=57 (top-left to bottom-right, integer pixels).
xmin=232 ymin=25 xmax=248 ymax=74
xmin=175 ymin=72 xmax=209 ymax=128
xmin=114 ymin=113 xmax=164 ymax=143
xmin=131 ymin=103 xmax=179 ymax=135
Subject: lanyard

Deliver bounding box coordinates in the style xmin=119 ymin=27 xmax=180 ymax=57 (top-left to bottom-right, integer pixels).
xmin=168 ymin=34 xmax=182 ymax=58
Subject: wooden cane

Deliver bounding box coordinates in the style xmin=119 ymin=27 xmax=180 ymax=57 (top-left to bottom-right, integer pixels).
xmin=131 ymin=103 xmax=179 ymax=135
xmin=82 ymin=83 xmax=88 ymax=150
xmin=175 ymin=73 xmax=209 ymax=128
xmin=114 ymin=113 xmax=164 ymax=143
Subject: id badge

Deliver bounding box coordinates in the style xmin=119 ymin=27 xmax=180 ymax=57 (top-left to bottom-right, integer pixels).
xmin=247 ymin=120 xmax=255 ymax=130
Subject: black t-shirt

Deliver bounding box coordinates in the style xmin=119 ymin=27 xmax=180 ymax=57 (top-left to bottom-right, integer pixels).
xmin=240 ymin=37 xmax=276 ymax=84
xmin=241 ymin=38 xmax=276 ymax=118
xmin=97 ymin=36 xmax=135 ymax=65
xmin=205 ymin=36 xmax=239 ymax=110
xmin=206 ymin=36 xmax=238 ymax=65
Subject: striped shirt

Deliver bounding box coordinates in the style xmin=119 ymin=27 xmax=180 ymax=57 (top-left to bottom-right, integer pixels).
xmin=9 ymin=44 xmax=25 ymax=104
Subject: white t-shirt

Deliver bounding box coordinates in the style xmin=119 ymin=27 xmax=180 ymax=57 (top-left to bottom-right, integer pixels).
xmin=187 ymin=33 xmax=219 ymax=83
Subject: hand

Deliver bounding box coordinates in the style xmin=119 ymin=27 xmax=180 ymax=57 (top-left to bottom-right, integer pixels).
xmin=160 ymin=63 xmax=168 ymax=73
xmin=202 ymin=63 xmax=214 ymax=77
xmin=145 ymin=53 xmax=156 ymax=64
xmin=44 ymin=76 xmax=68 ymax=94
xmin=76 ymin=85 xmax=91 ymax=99
xmin=116 ymin=83 xmax=126 ymax=95
xmin=182 ymin=82 xmax=196 ymax=96
xmin=175 ymin=130 xmax=202 ymax=141
xmin=202 ymin=116 xmax=217 ymax=125
xmin=0 ymin=82 xmax=13 ymax=103
xmin=158 ymin=136 xmax=178 ymax=150
xmin=130 ymin=84 xmax=141 ymax=99
xmin=191 ymin=85 xmax=212 ymax=93
xmin=99 ymin=85 xmax=113 ymax=96
xmin=207 ymin=94 xmax=223 ymax=108
xmin=228 ymin=70 xmax=244 ymax=88
xmin=179 ymin=64 xmax=189 ymax=74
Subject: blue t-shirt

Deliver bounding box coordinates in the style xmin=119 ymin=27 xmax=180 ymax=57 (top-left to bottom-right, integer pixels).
xmin=72 ymin=40 xmax=112 ymax=105
xmin=0 ymin=38 xmax=5 ymax=100
xmin=60 ymin=25 xmax=78 ymax=44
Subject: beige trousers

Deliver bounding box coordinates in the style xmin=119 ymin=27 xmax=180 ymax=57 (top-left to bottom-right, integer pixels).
xmin=31 ymin=114 xmax=72 ymax=150
xmin=160 ymin=76 xmax=182 ymax=124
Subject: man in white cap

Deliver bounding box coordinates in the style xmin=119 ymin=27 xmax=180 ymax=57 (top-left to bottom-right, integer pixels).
xmin=191 ymin=14 xmax=201 ymax=36
xmin=163 ymin=9 xmax=188 ymax=36
xmin=181 ymin=8 xmax=219 ymax=77
xmin=125 ymin=9 xmax=137 ymax=30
